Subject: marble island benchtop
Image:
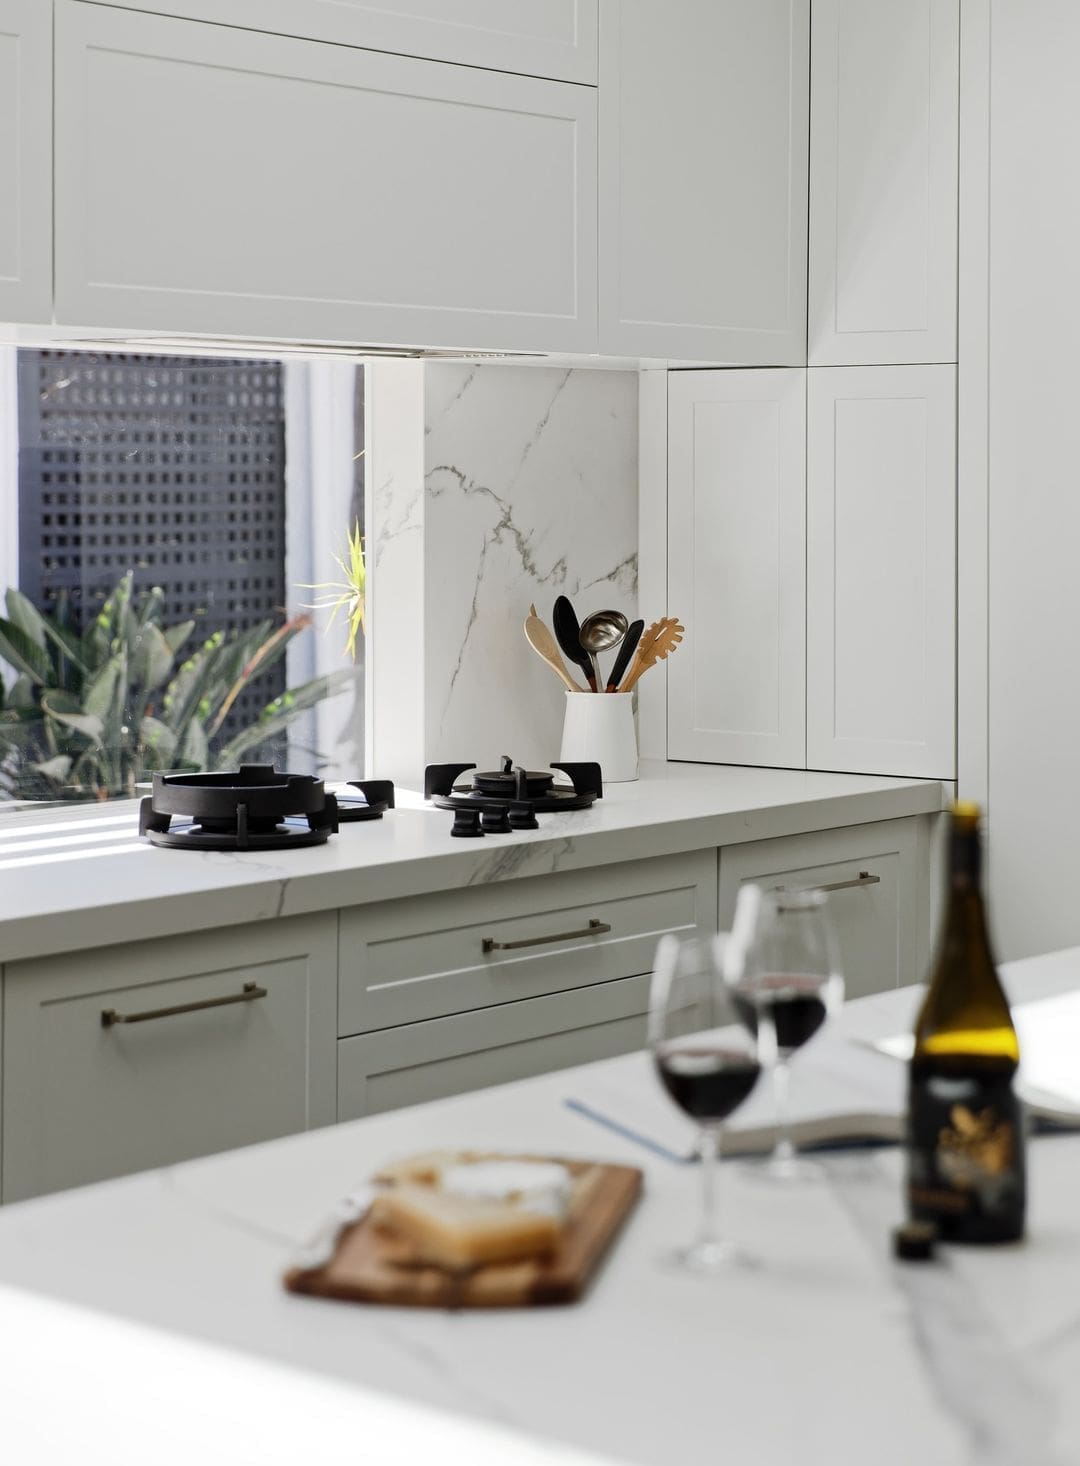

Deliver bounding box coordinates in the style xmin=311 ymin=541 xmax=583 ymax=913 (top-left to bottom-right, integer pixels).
xmin=0 ymin=762 xmax=947 ymax=964
xmin=1 ymin=953 xmax=1077 ymax=1466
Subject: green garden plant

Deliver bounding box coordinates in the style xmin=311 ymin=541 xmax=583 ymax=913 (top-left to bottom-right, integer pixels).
xmin=0 ymin=574 xmax=351 ymax=801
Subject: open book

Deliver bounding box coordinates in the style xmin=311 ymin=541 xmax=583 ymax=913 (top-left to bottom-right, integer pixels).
xmin=565 ymin=993 xmax=1080 ymax=1164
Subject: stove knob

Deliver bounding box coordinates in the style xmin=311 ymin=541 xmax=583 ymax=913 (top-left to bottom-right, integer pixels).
xmin=451 ymin=807 xmax=484 ymax=838
xmin=481 ymin=807 xmax=511 ymax=834
xmin=508 ymin=802 xmax=539 ymax=831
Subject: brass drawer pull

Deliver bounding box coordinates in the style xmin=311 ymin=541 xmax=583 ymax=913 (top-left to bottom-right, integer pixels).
xmin=101 ymin=981 xmax=268 ymax=1028
xmin=774 ymin=871 xmax=881 ymax=896
xmin=482 ymin=918 xmax=612 ymax=954
xmin=815 ymin=871 xmax=881 ymax=894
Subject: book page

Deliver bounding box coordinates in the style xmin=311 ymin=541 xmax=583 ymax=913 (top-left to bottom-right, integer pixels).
xmin=871 ymin=990 xmax=1080 ymax=1117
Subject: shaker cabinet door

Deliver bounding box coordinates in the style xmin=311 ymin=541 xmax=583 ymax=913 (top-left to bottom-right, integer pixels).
xmin=2 ymin=915 xmax=337 ymax=1202
xmin=54 ymin=3 xmax=597 ymax=352
xmin=0 ymin=0 xmax=51 ymax=324
xmin=808 ymin=0 xmax=959 ymax=365
xmin=667 ymin=370 xmax=807 ymax=768
xmin=599 ymin=0 xmax=809 ymax=363
xmin=806 ymin=365 xmax=956 ymax=779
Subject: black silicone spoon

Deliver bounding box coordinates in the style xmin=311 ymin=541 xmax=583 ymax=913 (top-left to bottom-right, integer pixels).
xmin=606 ymin=618 xmax=644 ymax=692
xmin=553 ymin=595 xmax=597 ymax=691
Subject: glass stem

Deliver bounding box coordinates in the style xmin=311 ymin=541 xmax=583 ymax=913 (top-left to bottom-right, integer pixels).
xmin=697 ymin=1125 xmax=722 ymax=1248
xmin=772 ymin=1057 xmax=795 ymax=1164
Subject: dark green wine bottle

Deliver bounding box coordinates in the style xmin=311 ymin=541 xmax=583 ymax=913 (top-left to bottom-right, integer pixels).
xmin=906 ymin=803 xmax=1025 ymax=1243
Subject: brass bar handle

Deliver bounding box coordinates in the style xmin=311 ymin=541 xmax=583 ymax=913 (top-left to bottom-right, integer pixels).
xmin=773 ymin=871 xmax=881 ymax=896
xmin=482 ymin=918 xmax=612 ymax=954
xmin=101 ymin=981 xmax=268 ymax=1029
xmin=815 ymin=871 xmax=881 ymax=894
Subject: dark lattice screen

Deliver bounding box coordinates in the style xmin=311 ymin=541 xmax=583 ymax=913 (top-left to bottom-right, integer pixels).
xmin=16 ymin=350 xmax=288 ymax=740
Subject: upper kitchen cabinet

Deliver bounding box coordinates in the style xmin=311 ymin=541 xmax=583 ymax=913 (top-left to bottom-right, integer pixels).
xmin=667 ymin=369 xmax=806 ymax=768
xmin=808 ymin=0 xmax=959 ymax=366
xmin=53 ymin=2 xmax=597 ymax=352
xmin=72 ymin=0 xmax=599 ymax=83
xmin=599 ymin=0 xmax=809 ymax=364
xmin=0 ymin=0 xmax=51 ymax=324
xmin=806 ymin=365 xmax=956 ymax=779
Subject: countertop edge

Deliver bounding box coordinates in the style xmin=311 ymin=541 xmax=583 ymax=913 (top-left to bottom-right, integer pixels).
xmin=0 ymin=773 xmax=947 ymax=965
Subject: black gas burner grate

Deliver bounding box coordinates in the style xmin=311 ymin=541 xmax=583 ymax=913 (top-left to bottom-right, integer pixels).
xmin=139 ymin=766 xmax=395 ymax=851
xmin=424 ymin=756 xmax=602 ymax=838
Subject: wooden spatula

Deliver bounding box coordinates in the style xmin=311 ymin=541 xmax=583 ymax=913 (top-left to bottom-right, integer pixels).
xmin=524 ymin=604 xmax=585 ymax=693
xmin=617 ymin=617 xmax=685 ymax=693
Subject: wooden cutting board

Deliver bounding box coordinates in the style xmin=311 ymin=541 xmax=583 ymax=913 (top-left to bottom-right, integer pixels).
xmin=284 ymin=1157 xmax=642 ymax=1309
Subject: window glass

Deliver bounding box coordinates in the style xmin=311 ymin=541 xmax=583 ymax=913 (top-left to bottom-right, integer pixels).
xmin=0 ymin=348 xmax=365 ymax=804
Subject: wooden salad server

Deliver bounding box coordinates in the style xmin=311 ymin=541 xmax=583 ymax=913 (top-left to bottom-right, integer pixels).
xmin=617 ymin=617 xmax=685 ymax=693
xmin=524 ymin=604 xmax=585 ymax=693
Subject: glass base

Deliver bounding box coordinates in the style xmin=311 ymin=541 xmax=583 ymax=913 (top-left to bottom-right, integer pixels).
xmin=660 ymin=1238 xmax=757 ymax=1274
xmin=746 ymin=1151 xmax=825 ymax=1185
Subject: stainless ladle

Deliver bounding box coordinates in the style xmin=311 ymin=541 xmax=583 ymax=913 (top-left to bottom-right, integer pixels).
xmin=578 ymin=609 xmax=629 ymax=691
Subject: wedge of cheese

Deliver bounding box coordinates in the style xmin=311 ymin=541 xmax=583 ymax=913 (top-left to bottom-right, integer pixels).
xmin=369 ymin=1184 xmax=561 ymax=1271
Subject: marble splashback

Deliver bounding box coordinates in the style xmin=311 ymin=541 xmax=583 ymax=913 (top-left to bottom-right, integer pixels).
xmin=421 ymin=364 xmax=638 ymax=773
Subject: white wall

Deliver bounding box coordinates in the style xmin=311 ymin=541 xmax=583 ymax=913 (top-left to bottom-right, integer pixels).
xmin=369 ymin=361 xmax=638 ymax=786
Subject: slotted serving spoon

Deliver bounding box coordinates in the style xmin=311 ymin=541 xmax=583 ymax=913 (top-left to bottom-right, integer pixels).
xmin=524 ymin=604 xmax=585 ymax=693
xmin=618 ymin=617 xmax=685 ymax=693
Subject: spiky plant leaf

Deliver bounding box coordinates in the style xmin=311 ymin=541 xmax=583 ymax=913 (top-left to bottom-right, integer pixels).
xmin=0 ymin=618 xmax=50 ymax=685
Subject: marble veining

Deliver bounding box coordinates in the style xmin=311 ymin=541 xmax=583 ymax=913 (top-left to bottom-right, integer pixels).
xmin=6 ymin=964 xmax=1080 ymax=1466
xmin=422 ymin=364 xmax=638 ymax=771
xmin=828 ymin=1155 xmax=1069 ymax=1466
xmin=463 ymin=835 xmax=578 ymax=887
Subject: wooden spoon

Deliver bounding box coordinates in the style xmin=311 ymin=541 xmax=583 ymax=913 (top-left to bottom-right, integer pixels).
xmin=524 ymin=604 xmax=585 ymax=693
xmin=618 ymin=617 xmax=685 ymax=693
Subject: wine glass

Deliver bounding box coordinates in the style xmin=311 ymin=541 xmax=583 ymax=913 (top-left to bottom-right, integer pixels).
xmin=732 ymin=886 xmax=843 ymax=1183
xmin=649 ymin=933 xmax=762 ymax=1273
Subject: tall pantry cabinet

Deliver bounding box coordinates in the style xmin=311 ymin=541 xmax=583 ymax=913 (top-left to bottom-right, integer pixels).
xmin=659 ymin=0 xmax=960 ymax=783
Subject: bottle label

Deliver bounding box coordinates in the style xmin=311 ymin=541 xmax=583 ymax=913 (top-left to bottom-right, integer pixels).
xmin=908 ymin=1068 xmax=1025 ymax=1240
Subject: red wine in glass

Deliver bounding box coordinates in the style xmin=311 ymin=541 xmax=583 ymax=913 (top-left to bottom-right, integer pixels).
xmin=655 ymin=1047 xmax=762 ymax=1122
xmin=734 ymin=975 xmax=829 ymax=1057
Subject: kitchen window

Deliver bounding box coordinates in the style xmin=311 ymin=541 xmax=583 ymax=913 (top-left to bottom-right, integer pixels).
xmin=0 ymin=347 xmax=365 ymax=804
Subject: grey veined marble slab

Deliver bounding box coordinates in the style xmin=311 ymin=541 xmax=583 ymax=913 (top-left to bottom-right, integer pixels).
xmin=0 ymin=762 xmax=945 ymax=963
xmin=0 ymin=963 xmax=1076 ymax=1466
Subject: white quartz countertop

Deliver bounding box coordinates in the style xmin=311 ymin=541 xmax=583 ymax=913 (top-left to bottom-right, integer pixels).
xmin=0 ymin=947 xmax=1076 ymax=1466
xmin=0 ymin=761 xmax=944 ymax=963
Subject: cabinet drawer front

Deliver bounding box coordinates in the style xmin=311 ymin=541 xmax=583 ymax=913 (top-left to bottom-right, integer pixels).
xmin=339 ymin=850 xmax=716 ymax=1035
xmin=55 ymin=4 xmax=597 ymax=351
xmin=73 ymin=0 xmax=599 ymax=84
xmin=339 ymin=973 xmax=648 ymax=1119
xmin=3 ymin=917 xmax=336 ymax=1202
xmin=719 ymin=819 xmax=920 ymax=999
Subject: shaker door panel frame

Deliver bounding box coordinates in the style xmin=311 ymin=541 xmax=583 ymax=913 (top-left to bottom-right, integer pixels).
xmin=808 ymin=0 xmax=959 ymax=366
xmin=806 ymin=365 xmax=956 ymax=779
xmin=599 ymin=0 xmax=809 ymax=363
xmin=54 ymin=2 xmax=597 ymax=352
xmin=71 ymin=0 xmax=599 ymax=83
xmin=667 ymin=369 xmax=807 ymax=768
xmin=0 ymin=0 xmax=52 ymax=323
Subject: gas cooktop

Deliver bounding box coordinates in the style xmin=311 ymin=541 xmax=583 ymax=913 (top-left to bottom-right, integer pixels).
xmin=425 ymin=755 xmax=602 ymax=837
xmin=140 ymin=765 xmax=395 ymax=851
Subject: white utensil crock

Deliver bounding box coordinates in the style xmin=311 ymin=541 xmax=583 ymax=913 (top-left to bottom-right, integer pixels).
xmin=559 ymin=692 xmax=638 ymax=783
